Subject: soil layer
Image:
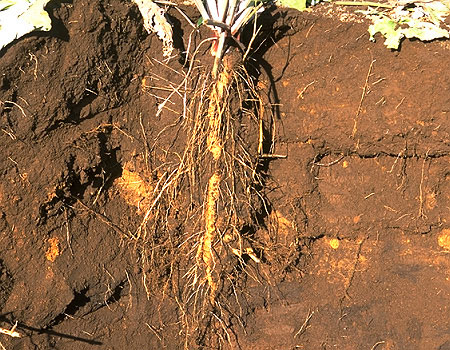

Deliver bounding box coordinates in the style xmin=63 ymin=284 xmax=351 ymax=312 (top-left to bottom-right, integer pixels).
xmin=0 ymin=1 xmax=449 ymax=349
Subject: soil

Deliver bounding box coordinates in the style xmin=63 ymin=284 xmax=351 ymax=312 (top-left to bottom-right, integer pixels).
xmin=0 ymin=1 xmax=449 ymax=349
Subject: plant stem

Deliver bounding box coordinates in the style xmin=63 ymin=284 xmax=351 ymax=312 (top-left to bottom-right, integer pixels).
xmin=212 ymin=31 xmax=227 ymax=79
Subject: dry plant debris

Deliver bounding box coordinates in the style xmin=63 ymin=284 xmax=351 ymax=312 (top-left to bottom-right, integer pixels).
xmin=133 ymin=0 xmax=174 ymax=57
xmin=0 ymin=322 xmax=20 ymax=350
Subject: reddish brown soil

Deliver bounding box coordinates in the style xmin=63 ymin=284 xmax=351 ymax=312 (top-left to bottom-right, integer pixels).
xmin=0 ymin=1 xmax=449 ymax=350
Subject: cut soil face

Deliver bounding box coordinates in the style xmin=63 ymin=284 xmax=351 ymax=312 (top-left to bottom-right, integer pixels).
xmin=0 ymin=1 xmax=449 ymax=350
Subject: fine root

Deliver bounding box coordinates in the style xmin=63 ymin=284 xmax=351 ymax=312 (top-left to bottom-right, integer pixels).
xmin=133 ymin=40 xmax=273 ymax=348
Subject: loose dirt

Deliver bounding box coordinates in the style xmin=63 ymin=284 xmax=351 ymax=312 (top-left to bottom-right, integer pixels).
xmin=0 ymin=1 xmax=449 ymax=349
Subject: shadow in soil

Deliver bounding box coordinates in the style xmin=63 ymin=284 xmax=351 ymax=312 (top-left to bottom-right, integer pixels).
xmin=0 ymin=315 xmax=102 ymax=346
xmin=238 ymin=7 xmax=300 ymax=229
xmin=242 ymin=7 xmax=299 ymax=119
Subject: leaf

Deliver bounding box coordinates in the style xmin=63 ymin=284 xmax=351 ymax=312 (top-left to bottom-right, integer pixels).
xmin=368 ymin=16 xmax=404 ymax=49
xmin=0 ymin=0 xmax=54 ymax=51
xmin=277 ymin=0 xmax=308 ymax=11
xmin=132 ymin=0 xmax=173 ymax=58
xmin=402 ymin=18 xmax=450 ymax=41
xmin=422 ymin=1 xmax=450 ymax=24
xmin=0 ymin=1 xmax=15 ymax=12
xmin=367 ymin=8 xmax=450 ymax=49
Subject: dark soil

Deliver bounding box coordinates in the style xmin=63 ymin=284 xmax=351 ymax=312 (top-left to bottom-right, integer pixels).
xmin=0 ymin=1 xmax=449 ymax=349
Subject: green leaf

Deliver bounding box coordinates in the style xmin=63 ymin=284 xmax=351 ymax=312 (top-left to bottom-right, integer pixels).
xmin=368 ymin=16 xmax=403 ymax=49
xmin=278 ymin=0 xmax=308 ymax=11
xmin=0 ymin=0 xmax=54 ymax=51
xmin=0 ymin=0 xmax=15 ymax=11
xmin=1 ymin=4 xmax=14 ymax=12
